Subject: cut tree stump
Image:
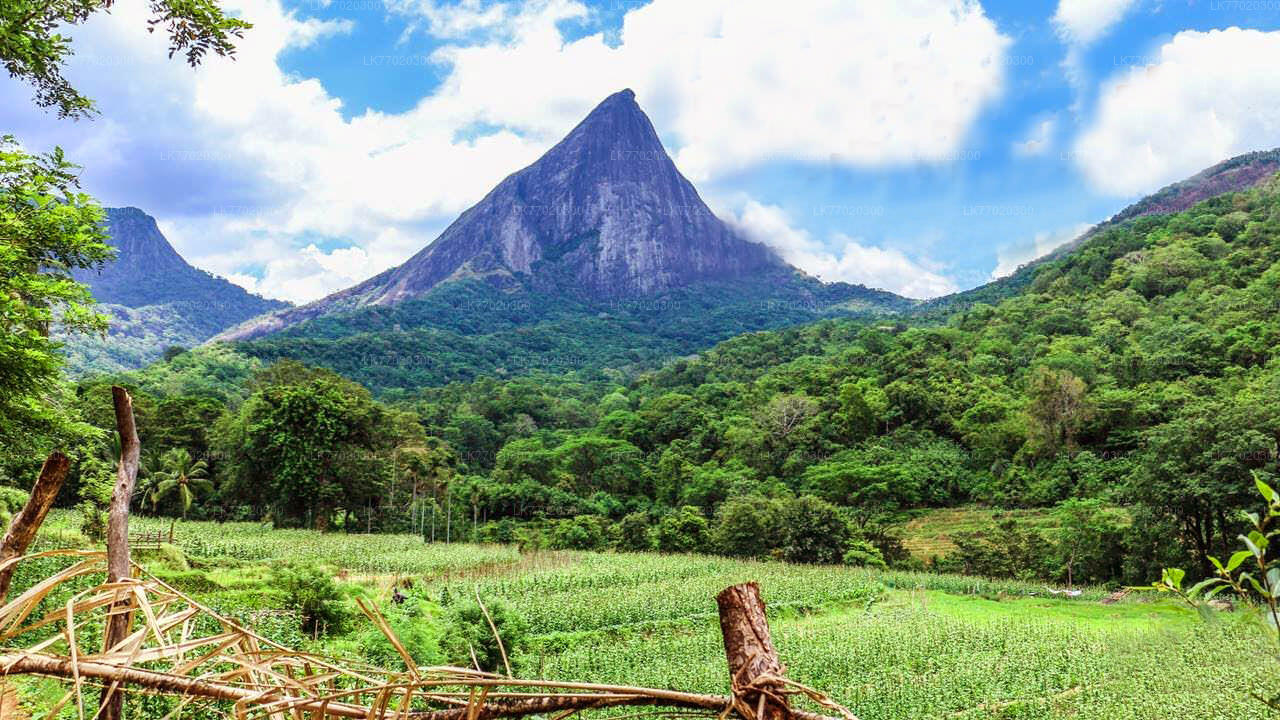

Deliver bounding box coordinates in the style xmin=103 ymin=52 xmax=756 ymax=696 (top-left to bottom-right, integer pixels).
xmin=100 ymin=386 xmax=141 ymax=720
xmin=717 ymin=581 xmax=791 ymax=720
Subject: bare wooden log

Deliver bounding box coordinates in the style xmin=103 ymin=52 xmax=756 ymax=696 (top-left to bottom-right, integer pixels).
xmin=100 ymin=385 xmax=141 ymax=720
xmin=0 ymin=452 xmax=70 ymax=600
xmin=717 ymin=582 xmax=790 ymax=720
xmin=0 ymin=655 xmax=844 ymax=720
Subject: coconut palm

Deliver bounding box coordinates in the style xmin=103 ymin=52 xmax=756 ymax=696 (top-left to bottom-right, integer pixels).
xmin=133 ymin=450 xmax=165 ymax=514
xmin=153 ymin=448 xmax=212 ymax=520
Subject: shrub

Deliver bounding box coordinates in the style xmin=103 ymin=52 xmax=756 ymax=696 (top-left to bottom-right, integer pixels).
xmin=710 ymin=496 xmax=784 ymax=558
xmin=352 ymin=596 xmax=445 ymax=669
xmin=842 ymin=537 xmax=886 ymax=568
xmin=780 ymin=495 xmax=850 ymax=564
xmin=441 ymin=597 xmax=527 ymax=674
xmin=613 ymin=512 xmax=653 ymax=552
xmin=273 ymin=564 xmax=348 ymax=636
xmin=548 ymin=515 xmax=609 ymax=550
xmin=655 ymin=506 xmax=708 ymax=553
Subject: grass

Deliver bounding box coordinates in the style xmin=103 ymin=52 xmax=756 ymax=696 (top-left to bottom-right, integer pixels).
xmin=13 ymin=513 xmax=1277 ymax=720
xmin=896 ymin=506 xmax=1061 ymax=561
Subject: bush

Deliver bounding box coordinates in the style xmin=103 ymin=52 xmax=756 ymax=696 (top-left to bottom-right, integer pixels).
xmin=842 ymin=537 xmax=886 ymax=568
xmin=441 ymin=597 xmax=527 ymax=674
xmin=780 ymin=495 xmax=850 ymax=564
xmin=938 ymin=518 xmax=1049 ymax=580
xmin=710 ymin=496 xmax=784 ymax=558
xmin=655 ymin=506 xmax=708 ymax=553
xmin=273 ymin=564 xmax=348 ymax=636
xmin=613 ymin=512 xmax=653 ymax=552
xmin=351 ymin=596 xmax=444 ymax=669
xmin=548 ymin=515 xmax=609 ymax=550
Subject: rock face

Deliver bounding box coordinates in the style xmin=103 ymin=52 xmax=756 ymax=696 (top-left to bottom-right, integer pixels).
xmin=222 ymin=89 xmax=790 ymax=340
xmin=1111 ymin=149 xmax=1280 ymax=223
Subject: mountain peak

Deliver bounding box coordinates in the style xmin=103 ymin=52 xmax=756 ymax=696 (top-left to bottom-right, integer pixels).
xmin=218 ymin=90 xmax=790 ymax=340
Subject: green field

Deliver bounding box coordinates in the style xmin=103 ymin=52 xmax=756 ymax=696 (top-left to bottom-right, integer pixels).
xmin=10 ymin=515 xmax=1276 ymax=720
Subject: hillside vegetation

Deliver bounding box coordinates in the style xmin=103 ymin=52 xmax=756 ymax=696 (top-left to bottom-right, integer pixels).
xmin=35 ymin=175 xmax=1279 ymax=592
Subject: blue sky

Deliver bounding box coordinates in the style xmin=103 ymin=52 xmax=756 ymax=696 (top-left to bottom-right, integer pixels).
xmin=4 ymin=0 xmax=1280 ymax=301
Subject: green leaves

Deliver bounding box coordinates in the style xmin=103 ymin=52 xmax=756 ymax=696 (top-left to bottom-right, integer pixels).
xmin=1 ymin=0 xmax=249 ymax=118
xmin=0 ymin=136 xmax=112 ymax=465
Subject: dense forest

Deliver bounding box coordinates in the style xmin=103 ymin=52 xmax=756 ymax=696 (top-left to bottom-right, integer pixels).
xmin=9 ymin=174 xmax=1277 ymax=589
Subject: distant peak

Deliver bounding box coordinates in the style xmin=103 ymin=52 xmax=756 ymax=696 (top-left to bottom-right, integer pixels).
xmin=583 ymin=88 xmax=642 ymax=119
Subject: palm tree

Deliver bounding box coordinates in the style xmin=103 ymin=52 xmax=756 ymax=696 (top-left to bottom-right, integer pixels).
xmin=153 ymin=448 xmax=212 ymax=520
xmin=134 ymin=450 xmax=165 ymax=515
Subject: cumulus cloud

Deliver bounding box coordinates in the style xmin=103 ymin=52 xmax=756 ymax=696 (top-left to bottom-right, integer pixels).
xmin=730 ymin=202 xmax=958 ymax=299
xmin=1052 ymin=0 xmax=1137 ymax=47
xmin=1013 ymin=117 xmax=1056 ymax=157
xmin=1072 ymin=28 xmax=1280 ymax=196
xmin=990 ymin=222 xmax=1091 ymax=280
xmin=0 ymin=0 xmax=1009 ymax=302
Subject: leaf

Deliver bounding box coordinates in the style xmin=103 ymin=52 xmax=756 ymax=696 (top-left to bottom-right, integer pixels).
xmin=1257 ymin=476 xmax=1277 ymax=504
xmin=1163 ymin=568 xmax=1186 ymax=591
xmin=1186 ymin=578 xmax=1225 ymax=598
xmin=1226 ymin=550 xmax=1253 ymax=573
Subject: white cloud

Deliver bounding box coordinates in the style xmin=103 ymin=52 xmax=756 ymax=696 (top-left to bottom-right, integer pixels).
xmin=1072 ymin=28 xmax=1280 ymax=196
xmin=730 ymin=202 xmax=958 ymax=299
xmin=0 ymin=0 xmax=1009 ymax=303
xmin=386 ymin=0 xmax=515 ymax=40
xmin=1013 ymin=117 xmax=1056 ymax=157
xmin=990 ymin=222 xmax=1091 ymax=280
xmin=1052 ymin=0 xmax=1137 ymax=47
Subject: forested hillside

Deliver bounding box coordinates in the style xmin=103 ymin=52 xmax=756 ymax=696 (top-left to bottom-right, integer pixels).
xmin=58 ymin=174 xmax=1280 ymax=587
xmin=59 ymin=207 xmax=288 ymax=374
xmin=230 ymin=276 xmax=909 ymax=391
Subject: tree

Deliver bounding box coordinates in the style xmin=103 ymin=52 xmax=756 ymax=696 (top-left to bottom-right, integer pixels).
xmin=779 ymin=496 xmax=850 ymax=564
xmin=152 ymin=448 xmax=211 ymax=519
xmin=1025 ymin=366 xmax=1090 ymax=454
xmin=0 ymin=0 xmax=250 ymax=118
xmin=221 ymin=370 xmax=388 ymax=530
xmin=613 ymin=512 xmax=653 ymax=552
xmin=655 ymin=506 xmax=708 ymax=553
xmin=1052 ymin=498 xmax=1126 ymax=587
xmin=756 ymin=393 xmax=818 ymax=440
xmin=710 ymin=496 xmax=784 ymax=559
xmin=0 ymin=137 xmax=112 ymax=469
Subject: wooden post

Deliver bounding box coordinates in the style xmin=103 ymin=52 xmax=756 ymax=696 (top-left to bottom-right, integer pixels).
xmin=0 ymin=452 xmax=71 ymax=600
xmin=100 ymin=386 xmax=141 ymax=720
xmin=716 ymin=582 xmax=791 ymax=720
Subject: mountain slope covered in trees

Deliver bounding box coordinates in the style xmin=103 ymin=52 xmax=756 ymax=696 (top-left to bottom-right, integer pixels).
xmin=60 ymin=207 xmax=288 ymax=373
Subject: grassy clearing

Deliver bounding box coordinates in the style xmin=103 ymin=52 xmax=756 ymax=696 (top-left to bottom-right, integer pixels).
xmin=896 ymin=506 xmax=1061 ymax=561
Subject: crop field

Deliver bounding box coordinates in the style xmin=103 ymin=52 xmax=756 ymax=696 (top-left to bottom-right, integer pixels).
xmin=896 ymin=506 xmax=1063 ymax=561
xmin=12 ymin=516 xmax=1277 ymax=720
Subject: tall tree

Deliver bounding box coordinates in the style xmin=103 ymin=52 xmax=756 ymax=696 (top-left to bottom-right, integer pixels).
xmin=0 ymin=137 xmax=113 ymax=469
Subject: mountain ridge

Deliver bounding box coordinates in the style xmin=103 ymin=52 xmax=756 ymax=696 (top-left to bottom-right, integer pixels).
xmin=918 ymin=147 xmax=1280 ymax=315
